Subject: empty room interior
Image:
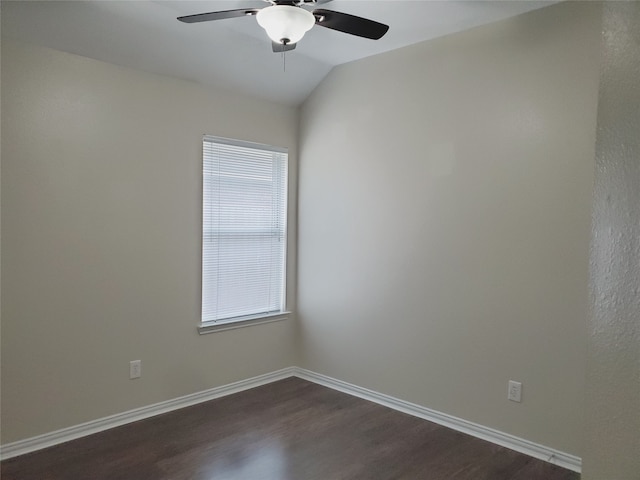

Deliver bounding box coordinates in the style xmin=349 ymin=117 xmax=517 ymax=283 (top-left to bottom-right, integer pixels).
xmin=1 ymin=1 xmax=638 ymax=479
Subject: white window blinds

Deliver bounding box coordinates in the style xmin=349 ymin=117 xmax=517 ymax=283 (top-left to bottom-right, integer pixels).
xmin=202 ymin=136 xmax=288 ymax=324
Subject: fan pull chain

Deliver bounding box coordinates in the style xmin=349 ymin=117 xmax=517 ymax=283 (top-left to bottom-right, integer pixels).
xmin=281 ymin=43 xmax=286 ymax=72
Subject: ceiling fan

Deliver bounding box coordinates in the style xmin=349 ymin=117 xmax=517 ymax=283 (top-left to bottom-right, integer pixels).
xmin=177 ymin=0 xmax=389 ymax=53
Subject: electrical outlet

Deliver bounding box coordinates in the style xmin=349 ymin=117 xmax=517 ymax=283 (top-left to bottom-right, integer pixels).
xmin=508 ymin=380 xmax=522 ymax=402
xmin=129 ymin=360 xmax=142 ymax=379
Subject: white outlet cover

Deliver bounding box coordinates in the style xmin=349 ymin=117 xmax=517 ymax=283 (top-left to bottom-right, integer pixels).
xmin=129 ymin=360 xmax=142 ymax=379
xmin=508 ymin=380 xmax=522 ymax=402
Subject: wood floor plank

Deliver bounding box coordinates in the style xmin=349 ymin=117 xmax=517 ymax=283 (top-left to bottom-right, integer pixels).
xmin=1 ymin=378 xmax=580 ymax=480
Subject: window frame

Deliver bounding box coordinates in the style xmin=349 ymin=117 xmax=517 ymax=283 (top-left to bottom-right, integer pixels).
xmin=198 ymin=135 xmax=290 ymax=334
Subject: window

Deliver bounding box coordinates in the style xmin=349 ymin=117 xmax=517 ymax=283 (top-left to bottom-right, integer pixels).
xmin=200 ymin=136 xmax=288 ymax=333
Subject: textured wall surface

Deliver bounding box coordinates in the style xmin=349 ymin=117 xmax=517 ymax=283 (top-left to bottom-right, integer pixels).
xmin=298 ymin=2 xmax=601 ymax=457
xmin=1 ymin=40 xmax=298 ymax=444
xmin=584 ymin=2 xmax=640 ymax=478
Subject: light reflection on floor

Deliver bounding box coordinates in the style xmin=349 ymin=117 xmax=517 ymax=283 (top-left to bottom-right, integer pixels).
xmin=197 ymin=439 xmax=290 ymax=480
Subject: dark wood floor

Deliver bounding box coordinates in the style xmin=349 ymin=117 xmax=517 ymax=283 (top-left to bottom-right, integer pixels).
xmin=2 ymin=377 xmax=579 ymax=480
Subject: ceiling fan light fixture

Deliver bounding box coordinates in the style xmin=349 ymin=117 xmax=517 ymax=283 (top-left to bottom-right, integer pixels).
xmin=256 ymin=5 xmax=315 ymax=45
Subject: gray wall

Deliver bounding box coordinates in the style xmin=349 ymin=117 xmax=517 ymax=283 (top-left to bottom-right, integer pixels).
xmin=584 ymin=2 xmax=640 ymax=478
xmin=298 ymin=1 xmax=601 ymax=456
xmin=0 ymin=40 xmax=299 ymax=443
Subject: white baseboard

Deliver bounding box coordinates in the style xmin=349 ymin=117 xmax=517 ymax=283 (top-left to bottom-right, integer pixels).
xmin=0 ymin=367 xmax=296 ymax=460
xmin=293 ymin=368 xmax=581 ymax=473
xmin=1 ymin=365 xmax=581 ymax=473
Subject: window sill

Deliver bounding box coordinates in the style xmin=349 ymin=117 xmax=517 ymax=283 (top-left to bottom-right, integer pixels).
xmin=198 ymin=312 xmax=291 ymax=335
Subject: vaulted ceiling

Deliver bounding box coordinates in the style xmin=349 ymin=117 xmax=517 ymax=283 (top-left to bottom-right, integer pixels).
xmin=1 ymin=1 xmax=556 ymax=106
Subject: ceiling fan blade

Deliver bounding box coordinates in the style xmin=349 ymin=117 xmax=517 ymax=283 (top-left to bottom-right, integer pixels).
xmin=312 ymin=9 xmax=389 ymax=40
xmin=178 ymin=9 xmax=260 ymax=24
xmin=272 ymin=42 xmax=297 ymax=53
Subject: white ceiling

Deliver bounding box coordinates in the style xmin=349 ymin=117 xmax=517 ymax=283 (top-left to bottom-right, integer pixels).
xmin=1 ymin=0 xmax=556 ymax=106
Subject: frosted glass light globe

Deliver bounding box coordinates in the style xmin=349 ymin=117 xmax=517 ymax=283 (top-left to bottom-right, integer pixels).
xmin=256 ymin=5 xmax=315 ymax=45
